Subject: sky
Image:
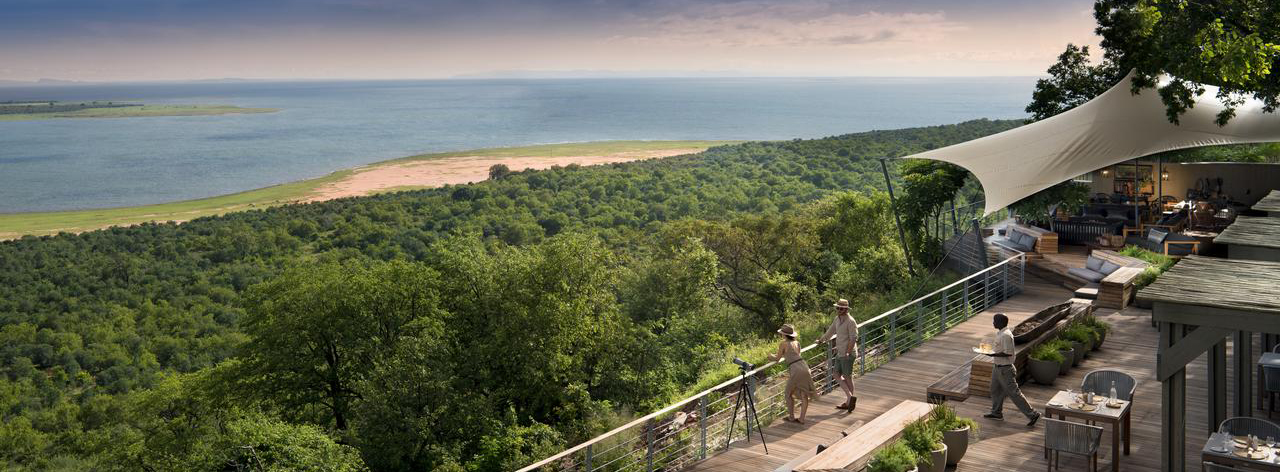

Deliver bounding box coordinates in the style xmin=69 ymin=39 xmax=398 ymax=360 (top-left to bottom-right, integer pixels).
xmin=0 ymin=0 xmax=1102 ymax=81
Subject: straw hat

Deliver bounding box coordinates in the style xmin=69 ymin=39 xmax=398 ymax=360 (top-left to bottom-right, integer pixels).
xmin=777 ymin=324 xmax=797 ymax=338
xmin=833 ymin=299 xmax=850 ymax=309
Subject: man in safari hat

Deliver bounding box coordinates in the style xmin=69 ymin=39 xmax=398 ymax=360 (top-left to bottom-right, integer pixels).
xmin=820 ymin=298 xmax=859 ymax=411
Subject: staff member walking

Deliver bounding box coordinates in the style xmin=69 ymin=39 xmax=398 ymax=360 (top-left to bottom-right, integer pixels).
xmin=820 ymin=298 xmax=859 ymax=411
xmin=984 ymin=313 xmax=1041 ymax=426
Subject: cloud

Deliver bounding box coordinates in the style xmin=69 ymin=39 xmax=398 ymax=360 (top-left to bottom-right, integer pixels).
xmin=608 ymin=1 xmax=965 ymax=49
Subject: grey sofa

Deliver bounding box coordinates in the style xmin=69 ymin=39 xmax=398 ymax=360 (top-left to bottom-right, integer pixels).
xmin=993 ymin=226 xmax=1037 ymax=253
xmin=1067 ymin=255 xmax=1123 ymax=283
xmin=1123 ymin=227 xmax=1201 ymax=256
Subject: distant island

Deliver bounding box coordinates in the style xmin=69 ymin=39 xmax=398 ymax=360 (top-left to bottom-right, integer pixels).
xmin=0 ymin=100 xmax=278 ymax=121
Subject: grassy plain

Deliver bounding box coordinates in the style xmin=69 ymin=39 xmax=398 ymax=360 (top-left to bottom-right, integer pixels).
xmin=0 ymin=140 xmax=737 ymax=239
xmin=0 ymin=104 xmax=279 ymax=121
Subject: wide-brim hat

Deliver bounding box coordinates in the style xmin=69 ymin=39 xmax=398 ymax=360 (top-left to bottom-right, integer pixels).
xmin=777 ymin=324 xmax=797 ymax=337
xmin=833 ymin=298 xmax=850 ymax=308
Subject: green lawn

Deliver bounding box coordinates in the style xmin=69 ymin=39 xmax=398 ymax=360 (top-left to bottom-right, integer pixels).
xmin=0 ymin=104 xmax=278 ymax=121
xmin=0 ymin=140 xmax=737 ymax=239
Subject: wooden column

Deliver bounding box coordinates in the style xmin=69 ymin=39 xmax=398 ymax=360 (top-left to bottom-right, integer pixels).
xmin=1209 ymin=339 xmax=1227 ymax=435
xmin=1160 ymin=321 xmax=1187 ymax=472
xmin=1235 ymin=330 xmax=1254 ymax=417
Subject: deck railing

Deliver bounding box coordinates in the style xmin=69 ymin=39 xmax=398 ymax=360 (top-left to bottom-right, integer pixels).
xmin=516 ymin=253 xmax=1027 ymax=472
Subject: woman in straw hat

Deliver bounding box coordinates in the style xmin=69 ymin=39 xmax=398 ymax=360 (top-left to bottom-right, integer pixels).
xmin=768 ymin=324 xmax=816 ymax=424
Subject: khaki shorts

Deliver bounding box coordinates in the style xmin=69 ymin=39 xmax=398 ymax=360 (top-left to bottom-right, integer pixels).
xmin=835 ymin=355 xmax=854 ymax=377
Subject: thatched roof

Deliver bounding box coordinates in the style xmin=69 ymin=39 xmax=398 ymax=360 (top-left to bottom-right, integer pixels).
xmin=1139 ymin=255 xmax=1280 ymax=314
xmin=1215 ymin=216 xmax=1280 ymax=249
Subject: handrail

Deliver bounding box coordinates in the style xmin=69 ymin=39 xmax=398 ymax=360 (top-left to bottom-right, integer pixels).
xmin=516 ymin=251 xmax=1026 ymax=472
xmin=860 ymin=254 xmax=1022 ymax=326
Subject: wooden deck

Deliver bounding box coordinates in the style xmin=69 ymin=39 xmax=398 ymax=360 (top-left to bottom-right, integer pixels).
xmin=686 ymin=273 xmax=1265 ymax=472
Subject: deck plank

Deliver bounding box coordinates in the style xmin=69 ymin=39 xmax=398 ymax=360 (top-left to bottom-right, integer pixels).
xmin=687 ymin=273 xmax=1261 ymax=471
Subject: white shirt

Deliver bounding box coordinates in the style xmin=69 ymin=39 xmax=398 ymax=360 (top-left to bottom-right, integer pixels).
xmin=822 ymin=314 xmax=859 ymax=357
xmin=993 ymin=327 xmax=1015 ymax=366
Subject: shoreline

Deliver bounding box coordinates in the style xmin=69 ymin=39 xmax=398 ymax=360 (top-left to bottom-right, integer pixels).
xmin=0 ymin=140 xmax=738 ymax=239
xmin=0 ymin=104 xmax=279 ymax=121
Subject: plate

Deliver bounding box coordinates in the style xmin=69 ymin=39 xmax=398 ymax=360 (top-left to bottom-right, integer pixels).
xmin=1210 ymin=445 xmax=1229 ymax=453
xmin=1106 ymin=401 xmax=1124 ymax=408
xmin=972 ymin=347 xmax=994 ymax=355
xmin=1071 ymin=403 xmax=1097 ymax=412
xmin=1234 ymin=449 xmax=1267 ymax=460
xmin=1047 ymin=402 xmax=1064 ymax=408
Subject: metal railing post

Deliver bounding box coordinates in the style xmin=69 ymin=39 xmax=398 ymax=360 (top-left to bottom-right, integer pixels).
xmin=698 ymin=397 xmax=707 ymax=460
xmin=915 ymin=300 xmax=924 ymax=345
xmin=745 ymin=376 xmax=756 ymax=438
xmin=585 ymin=445 xmax=593 ymax=472
xmin=646 ymin=422 xmax=655 ymax=472
xmin=825 ymin=343 xmax=835 ymax=393
xmin=941 ymin=289 xmax=949 ymax=329
xmin=962 ymin=279 xmax=970 ymax=319
xmin=858 ymin=330 xmax=867 ymax=375
xmin=1020 ymin=254 xmax=1026 ymax=291
xmin=889 ymin=309 xmax=898 ymax=358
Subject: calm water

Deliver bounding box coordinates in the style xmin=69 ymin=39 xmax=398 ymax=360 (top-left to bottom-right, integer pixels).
xmin=0 ymin=78 xmax=1034 ymax=213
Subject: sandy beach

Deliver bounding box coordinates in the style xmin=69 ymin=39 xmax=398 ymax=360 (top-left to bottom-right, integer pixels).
xmin=305 ymin=148 xmax=705 ymax=202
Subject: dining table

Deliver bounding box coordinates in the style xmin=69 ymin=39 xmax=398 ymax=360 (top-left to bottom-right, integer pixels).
xmin=1044 ymin=390 xmax=1131 ymax=472
xmin=1202 ymin=431 xmax=1280 ymax=471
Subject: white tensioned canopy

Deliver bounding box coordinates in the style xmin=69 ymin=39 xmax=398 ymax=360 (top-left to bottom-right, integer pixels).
xmin=901 ymin=70 xmax=1280 ymax=216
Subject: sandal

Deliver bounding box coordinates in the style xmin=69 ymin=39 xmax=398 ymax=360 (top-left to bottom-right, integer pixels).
xmin=835 ymin=401 xmax=850 ymax=410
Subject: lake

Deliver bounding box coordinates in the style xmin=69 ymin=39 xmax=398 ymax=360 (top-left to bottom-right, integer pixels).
xmin=0 ymin=77 xmax=1034 ymax=213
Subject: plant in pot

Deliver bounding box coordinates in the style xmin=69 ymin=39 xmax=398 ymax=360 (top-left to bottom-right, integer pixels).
xmin=902 ymin=418 xmax=946 ymax=472
xmin=1061 ymin=324 xmax=1093 ymax=366
xmin=1027 ymin=343 xmax=1063 ymax=385
xmin=1045 ymin=338 xmax=1074 ymax=375
xmin=929 ymin=404 xmax=978 ymax=467
xmin=867 ymin=440 xmax=920 ymax=472
xmin=1082 ymin=315 xmax=1110 ymax=350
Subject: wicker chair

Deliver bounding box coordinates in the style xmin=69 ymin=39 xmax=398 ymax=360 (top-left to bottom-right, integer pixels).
xmin=1081 ymin=370 xmax=1137 ymax=401
xmin=1218 ymin=417 xmax=1280 ymax=439
xmin=1044 ymin=418 xmax=1103 ymax=471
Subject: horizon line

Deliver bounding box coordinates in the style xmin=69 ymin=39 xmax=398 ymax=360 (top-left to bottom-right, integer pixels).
xmin=0 ymin=74 xmax=1048 ymax=86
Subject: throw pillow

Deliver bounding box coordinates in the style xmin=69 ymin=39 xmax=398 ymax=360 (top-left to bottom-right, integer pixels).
xmin=1147 ymin=228 xmax=1169 ymax=245
xmin=1100 ymin=260 xmax=1122 ymax=275
xmin=1086 ymin=256 xmax=1104 ymax=271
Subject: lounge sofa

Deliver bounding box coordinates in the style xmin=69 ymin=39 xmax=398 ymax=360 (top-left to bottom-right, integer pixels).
xmin=992 ymin=224 xmax=1058 ymax=256
xmin=1123 ymin=226 xmax=1201 ymax=256
xmin=1066 ymin=250 xmax=1149 ymax=308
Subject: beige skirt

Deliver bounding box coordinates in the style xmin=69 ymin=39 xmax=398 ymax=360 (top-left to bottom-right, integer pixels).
xmin=785 ymin=360 xmax=817 ymax=401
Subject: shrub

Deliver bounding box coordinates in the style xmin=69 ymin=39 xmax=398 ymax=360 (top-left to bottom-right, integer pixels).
xmin=867 ymin=440 xmax=920 ymax=472
xmin=928 ymin=404 xmax=978 ymax=437
xmin=1081 ymin=315 xmax=1111 ymax=340
xmin=1061 ymin=323 xmax=1094 ymax=345
xmin=1044 ymin=338 xmax=1074 ymax=352
xmin=1119 ymin=245 xmax=1176 ymax=288
xmin=900 ymin=419 xmax=942 ymax=466
xmin=1030 ymin=343 xmax=1065 ymax=363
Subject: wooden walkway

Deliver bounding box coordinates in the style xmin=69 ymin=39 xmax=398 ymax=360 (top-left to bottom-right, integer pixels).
xmin=687 ymin=273 xmax=1254 ymax=471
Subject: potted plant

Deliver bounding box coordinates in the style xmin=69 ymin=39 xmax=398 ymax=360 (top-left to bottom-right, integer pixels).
xmin=1082 ymin=315 xmax=1110 ymax=350
xmin=1062 ymin=324 xmax=1093 ymax=366
xmin=929 ymin=404 xmax=978 ymax=466
xmin=902 ymin=418 xmax=946 ymax=472
xmin=1046 ymin=338 xmax=1074 ymax=375
xmin=1027 ymin=343 xmax=1063 ymax=385
xmin=867 ymin=440 xmax=920 ymax=472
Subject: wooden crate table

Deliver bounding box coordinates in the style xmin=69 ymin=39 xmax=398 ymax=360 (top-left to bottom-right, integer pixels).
xmin=793 ymin=400 xmax=935 ymax=472
xmin=1098 ymin=266 xmax=1144 ymax=309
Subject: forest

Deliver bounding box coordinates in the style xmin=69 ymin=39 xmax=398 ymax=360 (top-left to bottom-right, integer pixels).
xmin=0 ymin=119 xmax=1019 ymax=471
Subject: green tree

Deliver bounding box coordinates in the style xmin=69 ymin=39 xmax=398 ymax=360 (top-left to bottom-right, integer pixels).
xmin=240 ymin=260 xmax=445 ymax=430
xmin=1095 ymin=0 xmax=1280 ymax=125
xmin=1025 ymin=44 xmax=1122 ymax=122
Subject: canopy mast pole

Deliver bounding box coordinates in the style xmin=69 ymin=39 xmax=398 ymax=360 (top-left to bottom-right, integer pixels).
xmin=880 ymin=158 xmax=916 ymax=277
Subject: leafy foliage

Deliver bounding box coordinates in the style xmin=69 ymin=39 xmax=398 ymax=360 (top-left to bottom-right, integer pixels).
xmin=0 ymin=120 xmax=1020 ymax=470
xmin=867 ymin=440 xmax=920 ymax=472
xmin=1095 ymin=0 xmax=1280 ymax=125
xmin=1030 ymin=343 xmax=1066 ymax=364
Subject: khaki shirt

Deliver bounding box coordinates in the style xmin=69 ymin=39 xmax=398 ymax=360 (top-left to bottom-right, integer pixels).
xmin=993 ymin=327 xmax=1015 ymax=366
xmin=822 ymin=314 xmax=859 ymax=358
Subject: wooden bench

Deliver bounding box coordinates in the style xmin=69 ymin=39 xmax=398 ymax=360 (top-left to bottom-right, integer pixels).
xmin=792 ymin=400 xmax=935 ymax=472
xmin=1018 ymin=224 xmax=1060 ymax=254
xmin=927 ymin=361 xmax=973 ymax=404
